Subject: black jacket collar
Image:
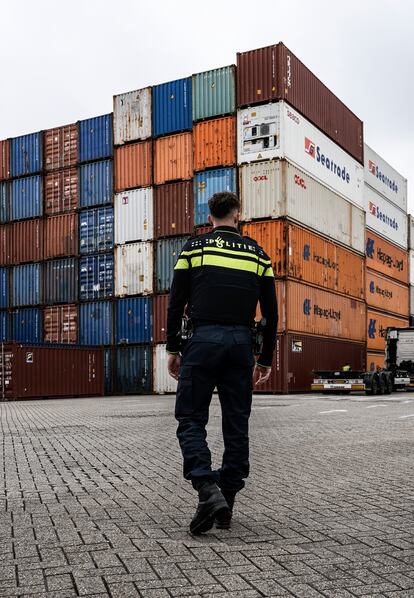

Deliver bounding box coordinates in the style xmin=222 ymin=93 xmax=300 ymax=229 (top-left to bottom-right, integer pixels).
xmin=213 ymin=225 xmax=241 ymax=236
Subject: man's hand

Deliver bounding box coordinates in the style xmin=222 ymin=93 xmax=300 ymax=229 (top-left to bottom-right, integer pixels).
xmin=168 ymin=353 xmax=181 ymax=380
xmin=253 ymin=364 xmax=272 ymax=386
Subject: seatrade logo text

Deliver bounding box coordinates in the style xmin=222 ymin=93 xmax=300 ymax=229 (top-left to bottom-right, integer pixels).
xmin=368 ymin=201 xmax=399 ymax=231
xmin=368 ymin=159 xmax=398 ymax=195
xmin=304 ymin=138 xmax=351 ymax=183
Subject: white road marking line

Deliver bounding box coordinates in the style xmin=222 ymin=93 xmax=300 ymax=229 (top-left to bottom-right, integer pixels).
xmin=402 ymin=400 xmax=414 ymax=404
xmin=365 ymin=404 xmax=388 ymax=409
xmin=319 ymin=409 xmax=348 ymax=414
xmin=399 ymin=414 xmax=414 ymax=419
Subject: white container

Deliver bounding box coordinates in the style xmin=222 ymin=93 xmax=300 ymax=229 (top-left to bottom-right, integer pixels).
xmin=115 ymin=242 xmax=153 ymax=296
xmin=365 ymin=184 xmax=408 ymax=249
xmin=153 ymin=344 xmax=178 ymax=394
xmin=115 ymin=187 xmax=153 ymax=244
xmin=237 ymin=101 xmax=364 ymax=209
xmin=408 ymin=215 xmax=414 ymax=250
xmin=364 ymin=144 xmax=407 ymax=212
xmin=113 ymin=87 xmax=152 ymax=145
xmin=240 ymin=159 xmax=365 ymax=254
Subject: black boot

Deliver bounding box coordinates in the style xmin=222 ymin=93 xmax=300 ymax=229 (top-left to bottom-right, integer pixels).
xmin=190 ymin=482 xmax=230 ymax=535
xmin=215 ymin=490 xmax=236 ymax=529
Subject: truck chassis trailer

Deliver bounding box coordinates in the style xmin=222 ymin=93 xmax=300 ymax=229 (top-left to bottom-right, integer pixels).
xmin=312 ymin=369 xmax=410 ymax=395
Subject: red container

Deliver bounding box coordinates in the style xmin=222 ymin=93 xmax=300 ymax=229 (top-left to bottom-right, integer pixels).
xmin=0 ymin=342 xmax=103 ymax=399
xmin=237 ymin=43 xmax=363 ymax=164
xmin=44 ymin=168 xmax=78 ymax=215
xmin=0 ymin=225 xmax=9 ymax=265
xmin=9 ymin=219 xmax=44 ymax=265
xmin=154 ymin=182 xmax=193 ymax=238
xmin=44 ymin=124 xmax=78 ymax=171
xmin=153 ymin=294 xmax=169 ymax=343
xmin=44 ymin=214 xmax=78 ymax=259
xmin=194 ymin=225 xmax=212 ymax=236
xmin=0 ymin=140 xmax=10 ymax=180
xmin=43 ymin=305 xmax=78 ymax=344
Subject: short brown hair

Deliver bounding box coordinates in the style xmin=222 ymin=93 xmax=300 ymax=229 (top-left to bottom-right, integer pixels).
xmin=208 ymin=192 xmax=240 ymax=219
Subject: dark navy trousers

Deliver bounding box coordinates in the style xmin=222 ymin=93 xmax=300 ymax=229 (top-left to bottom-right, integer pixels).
xmin=175 ymin=324 xmax=254 ymax=493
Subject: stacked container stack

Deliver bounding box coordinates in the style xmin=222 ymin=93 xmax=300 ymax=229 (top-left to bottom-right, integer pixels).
xmin=410 ymin=216 xmax=414 ymax=323
xmin=0 ymin=139 xmax=10 ymax=340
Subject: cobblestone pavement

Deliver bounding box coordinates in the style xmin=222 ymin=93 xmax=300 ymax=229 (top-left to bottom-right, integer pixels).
xmin=1 ymin=392 xmax=414 ymax=598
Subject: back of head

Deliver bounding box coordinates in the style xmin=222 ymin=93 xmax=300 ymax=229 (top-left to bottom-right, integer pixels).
xmin=208 ymin=192 xmax=240 ymax=220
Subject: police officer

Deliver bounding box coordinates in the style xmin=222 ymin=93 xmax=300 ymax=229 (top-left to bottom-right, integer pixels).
xmin=166 ymin=192 xmax=277 ymax=534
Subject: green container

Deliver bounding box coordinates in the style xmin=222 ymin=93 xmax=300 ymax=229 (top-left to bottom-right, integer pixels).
xmin=192 ymin=65 xmax=235 ymax=121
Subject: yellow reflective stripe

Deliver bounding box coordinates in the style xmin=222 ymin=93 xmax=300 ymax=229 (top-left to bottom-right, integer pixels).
xmin=196 ymin=254 xmax=265 ymax=275
xmin=190 ymin=256 xmax=202 ymax=267
xmin=180 ymin=249 xmax=202 ymax=256
xmin=174 ymin=258 xmax=190 ymax=270
xmin=203 ymin=246 xmax=269 ymax=265
xmin=264 ymin=266 xmax=275 ymax=277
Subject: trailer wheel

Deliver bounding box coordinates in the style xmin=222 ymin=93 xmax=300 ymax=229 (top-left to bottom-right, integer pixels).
xmin=384 ymin=374 xmax=393 ymax=395
xmin=366 ymin=375 xmax=378 ymax=395
xmin=378 ymin=375 xmax=387 ymax=395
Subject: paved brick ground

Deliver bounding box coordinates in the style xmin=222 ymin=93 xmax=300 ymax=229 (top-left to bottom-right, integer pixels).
xmin=0 ymin=392 xmax=414 ymax=597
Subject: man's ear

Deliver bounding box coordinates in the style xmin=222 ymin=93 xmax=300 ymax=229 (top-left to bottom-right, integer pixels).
xmin=207 ymin=214 xmax=213 ymax=225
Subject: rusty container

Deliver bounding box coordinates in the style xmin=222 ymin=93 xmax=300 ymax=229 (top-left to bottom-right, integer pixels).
xmin=367 ymin=309 xmax=409 ymax=352
xmin=194 ymin=225 xmax=212 ymax=236
xmin=44 ymin=168 xmax=78 ymax=215
xmin=154 ymin=133 xmax=193 ymax=185
xmin=367 ymin=352 xmax=385 ymax=372
xmin=153 ymin=293 xmax=169 ymax=343
xmin=43 ymin=304 xmax=78 ymax=343
xmin=9 ymin=219 xmax=44 ymax=265
xmin=365 ymin=230 xmax=409 ymax=284
xmin=0 ymin=225 xmax=9 ymax=265
xmin=0 ymin=140 xmax=10 ymax=181
xmin=193 ymin=116 xmax=236 ymax=171
xmin=154 ymin=181 xmax=193 ymax=238
xmin=366 ymin=269 xmax=409 ymax=317
xmin=44 ymin=124 xmax=78 ymax=171
xmin=114 ymin=141 xmax=152 ymax=192
xmin=44 ymin=213 xmax=78 ymax=259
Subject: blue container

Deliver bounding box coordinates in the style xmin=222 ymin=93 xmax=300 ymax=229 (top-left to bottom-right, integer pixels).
xmin=104 ymin=348 xmax=113 ymax=394
xmin=0 ymin=310 xmax=9 ymax=341
xmin=153 ymin=78 xmax=192 ymax=137
xmin=79 ymin=206 xmax=114 ymax=254
xmin=156 ymin=236 xmax=190 ymax=293
xmin=10 ymin=132 xmax=43 ymax=177
xmin=78 ymin=114 xmax=113 ymax=163
xmin=116 ymin=297 xmax=152 ymax=344
xmin=79 ymin=160 xmax=113 ymax=208
xmin=12 ymin=264 xmax=42 ymax=307
xmin=0 ymin=268 xmax=9 ymax=308
xmin=80 ymin=301 xmax=113 ymax=345
xmin=44 ymin=258 xmax=78 ymax=305
xmin=10 ymin=176 xmax=43 ymax=221
xmin=194 ymin=168 xmax=236 ymax=225
xmin=0 ymin=182 xmax=9 ymax=223
xmin=79 ymin=253 xmax=114 ymax=300
xmin=115 ymin=345 xmax=152 ymax=394
xmin=11 ymin=308 xmax=42 ymax=343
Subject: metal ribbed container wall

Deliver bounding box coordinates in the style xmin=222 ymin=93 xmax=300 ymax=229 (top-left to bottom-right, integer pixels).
xmin=10 ymin=176 xmax=42 ymax=221
xmin=153 ymin=78 xmax=192 ymax=137
xmin=365 ymin=230 xmax=409 ymax=284
xmin=194 ymin=225 xmax=212 ymax=236
xmin=10 ymin=132 xmax=43 ymax=177
xmin=195 ymin=168 xmax=236 ymax=225
xmin=193 ymin=66 xmax=235 ymax=122
xmin=104 ymin=348 xmax=113 ymax=394
xmin=9 ymin=219 xmax=44 ymax=265
xmin=153 ymin=344 xmax=177 ymax=393
xmin=0 ymin=140 xmax=10 ymax=180
xmin=0 ymin=182 xmax=9 ymax=223
xmin=367 ymin=352 xmax=385 ymax=371
xmin=153 ymin=294 xmax=168 ymax=342
xmin=0 ymin=268 xmax=8 ymax=308
xmin=194 ymin=117 xmax=236 ymax=171
xmin=367 ymin=309 xmax=409 ymax=352
xmin=44 ymin=214 xmax=78 ymax=259
xmin=79 ymin=160 xmax=113 ymax=208
xmin=44 ymin=258 xmax=78 ymax=305
xmin=237 ymin=43 xmax=363 ymax=164
xmin=0 ymin=311 xmax=9 ymax=341
xmin=79 ymin=301 xmax=113 ymax=345
xmin=79 ymin=207 xmax=114 ymax=254
xmin=116 ymin=297 xmax=152 ymax=344
xmin=11 ymin=308 xmax=42 ymax=343
xmin=154 ymin=133 xmax=193 ymax=185
xmin=44 ymin=304 xmax=78 ymax=343
xmin=12 ymin=264 xmax=42 ymax=307
xmin=364 ymin=185 xmax=408 ymax=249
xmin=78 ymin=114 xmax=113 ymax=163
xmin=366 ymin=269 xmax=409 ymax=317
xmin=115 ymin=242 xmax=153 ymax=296
xmin=44 ymin=124 xmax=78 ymax=171
xmin=79 ymin=253 xmax=114 ymax=300
xmin=44 ymin=168 xmax=78 ymax=215
xmin=156 ymin=237 xmax=190 ymax=293
xmin=114 ymin=187 xmax=153 ymax=244
xmin=364 ymin=144 xmax=407 ymax=212
xmin=154 ymin=182 xmax=193 ymax=238
xmin=114 ymin=345 xmax=152 ymax=394
xmin=0 ymin=225 xmax=9 ymax=266
xmin=114 ymin=141 xmax=152 ymax=192
xmin=113 ymin=87 xmax=152 ymax=144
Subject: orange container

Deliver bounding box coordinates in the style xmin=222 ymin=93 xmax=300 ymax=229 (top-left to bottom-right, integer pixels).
xmin=44 ymin=124 xmax=78 ymax=171
xmin=366 ymin=268 xmax=409 ymax=317
xmin=114 ymin=140 xmax=152 ymax=192
xmin=367 ymin=352 xmax=385 ymax=372
xmin=44 ymin=168 xmax=78 ymax=215
xmin=242 ymin=220 xmax=365 ymax=299
xmin=194 ymin=116 xmax=236 ymax=171
xmin=367 ymin=309 xmax=409 ymax=351
xmin=0 ymin=139 xmax=10 ymax=180
xmin=44 ymin=214 xmax=78 ymax=259
xmin=43 ymin=304 xmax=78 ymax=343
xmin=365 ymin=230 xmax=409 ymax=284
xmin=154 ymin=132 xmax=193 ymax=185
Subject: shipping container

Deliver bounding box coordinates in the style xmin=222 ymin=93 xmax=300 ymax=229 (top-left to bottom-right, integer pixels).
xmin=193 ymin=65 xmax=236 ymax=122
xmin=411 ymin=250 xmax=414 ymax=286
xmin=44 ymin=168 xmax=78 ymax=215
xmin=0 ymin=311 xmax=9 ymax=341
xmin=367 ymin=309 xmax=409 ymax=352
xmin=79 ymin=301 xmax=113 ymax=345
xmin=154 ymin=133 xmax=193 ymax=185
xmin=10 ymin=176 xmax=42 ymax=221
xmin=153 ymin=293 xmax=169 ymax=343
xmin=367 ymin=351 xmax=385 ymax=372
xmin=366 ymin=269 xmax=409 ymax=317
xmin=114 ymin=141 xmax=152 ymax=192
xmin=8 ymin=219 xmax=43 ymax=265
xmin=0 ymin=343 xmax=103 ymax=399
xmin=156 ymin=237 xmax=190 ymax=293
xmin=43 ymin=304 xmax=78 ymax=344
xmin=0 ymin=182 xmax=9 ymax=223
xmin=104 ymin=347 xmax=113 ymax=395
xmin=79 ymin=206 xmax=114 ymax=254
xmin=0 ymin=140 xmax=10 ymax=180
xmin=242 ymin=221 xmax=365 ymax=299
xmin=154 ymin=181 xmax=193 ymax=238
xmin=153 ymin=78 xmax=192 ymax=137
xmin=44 ymin=213 xmax=78 ymax=259
xmin=237 ymin=102 xmax=364 ymax=209
xmin=194 ymin=225 xmax=212 ymax=236
xmin=194 ymin=116 xmax=236 ymax=171
xmin=78 ymin=114 xmax=113 ymax=162
xmin=113 ymin=87 xmax=152 ymax=144
xmin=44 ymin=123 xmax=78 ymax=171
xmin=364 ymin=144 xmax=407 ymax=212
xmin=10 ymin=132 xmax=43 ymax=176
xmin=11 ymin=308 xmax=42 ymax=343
xmin=0 ymin=225 xmax=8 ymax=266
xmin=79 ymin=160 xmax=113 ymax=208
xmin=240 ymin=160 xmax=365 ymax=254
xmin=12 ymin=263 xmax=42 ymax=307
xmin=44 ymin=258 xmax=78 ymax=305
xmin=0 ymin=268 xmax=8 ymax=308
xmin=410 ymin=285 xmax=414 ymax=316
xmin=153 ymin=344 xmax=178 ymax=393
xmin=79 ymin=253 xmax=114 ymax=300
xmin=114 ymin=187 xmax=153 ymax=244
xmin=115 ymin=297 xmax=152 ymax=344
xmin=237 ymin=43 xmax=363 ymax=164
xmin=365 ymin=184 xmax=408 ymax=249
xmin=409 ymin=216 xmax=414 ymax=251
xmin=114 ymin=345 xmax=152 ymax=394
xmin=365 ymin=230 xmax=409 ymax=284
xmin=115 ymin=242 xmax=153 ymax=296
xmin=195 ymin=168 xmax=236 ymax=225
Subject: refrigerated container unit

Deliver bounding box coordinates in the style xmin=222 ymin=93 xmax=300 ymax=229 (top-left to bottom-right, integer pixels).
xmin=192 ymin=65 xmax=235 ymax=122
xmin=156 ymin=236 xmax=190 ymax=293
xmin=79 ymin=206 xmax=114 ymax=254
xmin=114 ymin=345 xmax=152 ymax=394
xmin=154 ymin=181 xmax=193 ymax=238
xmin=113 ymin=87 xmax=152 ymax=145
xmin=78 ymin=114 xmax=113 ymax=163
xmin=115 ymin=297 xmax=152 ymax=344
xmin=195 ymin=168 xmax=236 ymax=225
xmin=10 ymin=176 xmax=43 ymax=221
xmin=10 ymin=132 xmax=43 ymax=177
xmin=44 ymin=168 xmax=78 ymax=215
xmin=364 ymin=143 xmax=407 ymax=212
xmin=79 ymin=253 xmax=114 ymax=301
xmin=114 ymin=141 xmax=152 ymax=192
xmin=79 ymin=300 xmax=113 ymax=346
xmin=44 ymin=123 xmax=78 ymax=171
xmin=152 ymin=77 xmax=192 ymax=137
xmin=44 ymin=258 xmax=78 ymax=305
xmin=364 ymin=184 xmax=408 ymax=249
xmin=79 ymin=160 xmax=113 ymax=208
xmin=114 ymin=187 xmax=154 ymax=244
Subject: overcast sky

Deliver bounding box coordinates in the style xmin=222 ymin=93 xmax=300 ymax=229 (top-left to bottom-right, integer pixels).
xmin=1 ymin=0 xmax=412 ymax=209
